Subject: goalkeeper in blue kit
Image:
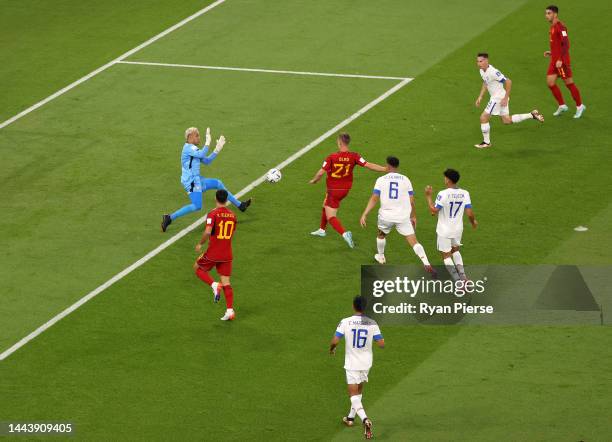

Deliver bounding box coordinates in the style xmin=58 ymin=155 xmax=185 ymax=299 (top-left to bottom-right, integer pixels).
xmin=161 ymin=127 xmax=251 ymax=232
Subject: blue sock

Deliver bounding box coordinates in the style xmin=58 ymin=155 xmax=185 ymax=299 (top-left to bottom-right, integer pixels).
xmin=170 ymin=204 xmax=197 ymax=220
xmin=170 ymin=192 xmax=202 ymax=220
xmin=226 ymin=191 xmax=241 ymax=208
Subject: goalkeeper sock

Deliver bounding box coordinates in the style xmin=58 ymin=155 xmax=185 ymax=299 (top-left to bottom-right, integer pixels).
xmin=222 ymin=285 xmax=234 ymax=309
xmin=377 ymin=238 xmax=386 ymax=254
xmin=171 ymin=191 xmax=203 ymax=220
xmin=480 ymin=123 xmax=491 ymax=144
xmin=511 ymin=113 xmax=532 ymax=123
xmin=328 ymin=217 xmax=346 ymax=235
xmin=320 ymin=208 xmax=328 ymax=230
xmin=226 ymin=191 xmax=241 ymax=208
xmin=195 ymin=268 xmax=214 ymax=286
xmin=413 ymin=243 xmax=430 ymax=266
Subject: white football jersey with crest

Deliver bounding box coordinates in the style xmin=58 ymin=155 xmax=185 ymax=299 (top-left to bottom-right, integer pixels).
xmin=373 ymin=173 xmax=414 ymax=223
xmin=480 ymin=64 xmax=507 ymax=101
xmin=435 ymin=188 xmax=472 ymax=238
xmin=335 ymin=315 xmax=383 ymax=371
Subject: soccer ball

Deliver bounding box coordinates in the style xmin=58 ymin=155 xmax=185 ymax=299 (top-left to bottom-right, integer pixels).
xmin=266 ymin=168 xmax=282 ymax=183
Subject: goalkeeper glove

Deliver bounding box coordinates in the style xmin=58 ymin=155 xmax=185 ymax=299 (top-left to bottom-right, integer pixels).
xmin=214 ymin=136 xmax=226 ymax=154
xmin=205 ymin=127 xmax=212 ymax=147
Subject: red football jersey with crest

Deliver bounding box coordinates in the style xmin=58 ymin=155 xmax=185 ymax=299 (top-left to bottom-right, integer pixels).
xmin=550 ymin=21 xmax=570 ymax=64
xmin=322 ymin=151 xmax=367 ymax=190
xmin=204 ymin=206 xmax=236 ymax=262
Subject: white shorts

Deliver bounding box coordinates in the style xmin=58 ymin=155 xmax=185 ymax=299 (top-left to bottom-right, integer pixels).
xmin=484 ymin=98 xmax=509 ymax=116
xmin=378 ymin=217 xmax=414 ymax=236
xmin=437 ymin=235 xmax=462 ymax=253
xmin=346 ymin=369 xmax=369 ymax=385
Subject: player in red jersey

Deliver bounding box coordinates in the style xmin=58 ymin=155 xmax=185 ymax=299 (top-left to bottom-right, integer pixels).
xmin=309 ymin=133 xmax=387 ymax=248
xmin=194 ymin=189 xmax=237 ymax=321
xmin=544 ymin=5 xmax=586 ymax=118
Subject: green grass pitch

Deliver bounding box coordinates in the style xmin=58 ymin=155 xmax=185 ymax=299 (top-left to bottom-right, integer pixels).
xmin=1 ymin=0 xmax=611 ymax=440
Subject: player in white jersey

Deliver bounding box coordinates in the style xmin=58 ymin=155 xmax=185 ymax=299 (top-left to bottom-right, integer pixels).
xmin=359 ymin=156 xmax=436 ymax=276
xmin=330 ymin=296 xmax=384 ymax=439
xmin=475 ymin=52 xmax=544 ymax=148
xmin=425 ymin=169 xmax=477 ymax=281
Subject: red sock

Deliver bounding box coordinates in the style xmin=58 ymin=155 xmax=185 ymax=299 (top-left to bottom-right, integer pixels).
xmin=320 ymin=208 xmax=328 ymax=230
xmin=195 ymin=267 xmax=214 ymax=286
xmin=328 ymin=216 xmax=346 ymax=235
xmin=565 ymin=83 xmax=582 ymax=106
xmin=548 ymin=84 xmax=565 ymax=105
xmin=223 ymin=285 xmax=234 ymax=309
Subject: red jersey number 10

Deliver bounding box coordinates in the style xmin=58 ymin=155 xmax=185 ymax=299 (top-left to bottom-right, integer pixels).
xmin=216 ymin=220 xmax=235 ymax=239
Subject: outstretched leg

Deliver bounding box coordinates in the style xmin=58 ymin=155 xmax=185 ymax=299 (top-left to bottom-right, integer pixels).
xmin=202 ymin=177 xmax=250 ymax=212
xmin=171 ymin=191 xmax=203 ymax=220
xmin=162 ymin=191 xmax=203 ymax=231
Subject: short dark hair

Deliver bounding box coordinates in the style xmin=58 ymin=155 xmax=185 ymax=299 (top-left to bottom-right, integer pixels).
xmin=477 ymin=52 xmax=489 ymax=59
xmin=338 ymin=132 xmax=351 ymax=145
xmin=386 ymin=156 xmax=400 ymax=168
xmin=216 ymin=189 xmax=228 ymax=203
xmin=546 ymin=5 xmax=558 ymax=13
xmin=353 ymin=295 xmax=367 ymax=313
xmin=444 ymin=168 xmax=460 ymax=184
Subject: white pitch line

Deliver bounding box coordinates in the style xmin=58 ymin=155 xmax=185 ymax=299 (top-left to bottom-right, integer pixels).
xmin=0 ymin=0 xmax=227 ymax=130
xmin=118 ymin=60 xmax=410 ymax=81
xmin=0 ymin=77 xmax=412 ymax=361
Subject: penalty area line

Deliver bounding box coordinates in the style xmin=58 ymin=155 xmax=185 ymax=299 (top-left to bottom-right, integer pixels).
xmin=117 ymin=60 xmax=411 ymax=81
xmin=0 ymin=0 xmax=228 ymax=130
xmin=0 ymin=77 xmax=412 ymax=361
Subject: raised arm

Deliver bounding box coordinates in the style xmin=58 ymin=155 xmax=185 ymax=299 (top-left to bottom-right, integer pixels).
xmin=424 ymin=185 xmax=440 ymax=216
xmin=360 ymin=193 xmax=380 ymax=228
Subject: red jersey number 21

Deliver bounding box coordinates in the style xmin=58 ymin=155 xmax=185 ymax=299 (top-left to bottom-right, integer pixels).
xmin=331 ymin=163 xmax=350 ymax=178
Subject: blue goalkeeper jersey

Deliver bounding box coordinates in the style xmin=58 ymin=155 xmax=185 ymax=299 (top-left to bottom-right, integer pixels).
xmin=180 ymin=143 xmax=217 ymax=188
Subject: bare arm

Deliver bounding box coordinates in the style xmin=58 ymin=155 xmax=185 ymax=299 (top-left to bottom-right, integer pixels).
xmin=409 ymin=195 xmax=417 ymax=227
xmin=424 ymin=185 xmax=440 ymax=216
xmin=309 ymin=168 xmax=326 ymax=184
xmin=465 ymin=207 xmax=478 ymax=229
xmin=364 ymin=162 xmax=388 ymax=173
xmin=475 ymin=82 xmax=487 ymax=106
xmin=375 ymin=338 xmax=385 ymax=349
xmin=195 ymin=226 xmax=213 ymax=252
xmin=360 ymin=193 xmax=380 ymax=228
xmin=329 ymin=335 xmax=341 ymax=354
xmin=501 ymin=78 xmax=512 ymax=106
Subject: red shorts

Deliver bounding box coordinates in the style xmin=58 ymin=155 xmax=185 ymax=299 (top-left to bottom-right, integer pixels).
xmin=196 ymin=256 xmax=232 ymax=276
xmin=324 ymin=188 xmax=350 ymax=209
xmin=547 ymin=61 xmax=572 ymax=79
